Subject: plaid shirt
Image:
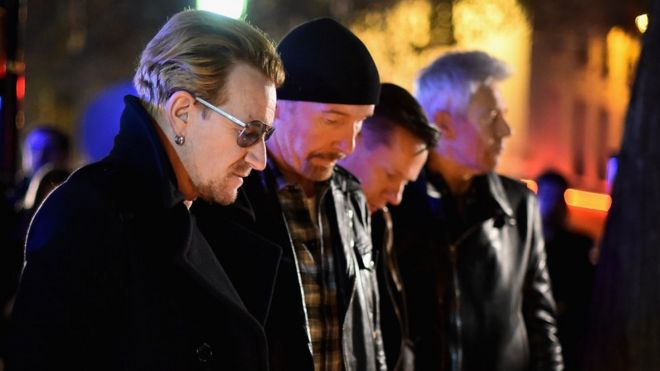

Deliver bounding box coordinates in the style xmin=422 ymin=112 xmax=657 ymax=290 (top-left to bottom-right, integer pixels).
xmin=271 ymin=162 xmax=344 ymax=371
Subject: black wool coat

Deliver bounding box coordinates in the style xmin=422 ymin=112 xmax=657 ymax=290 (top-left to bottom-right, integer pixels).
xmin=7 ymin=96 xmax=281 ymax=371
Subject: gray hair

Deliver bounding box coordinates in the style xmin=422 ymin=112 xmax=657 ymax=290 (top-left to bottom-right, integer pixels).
xmin=414 ymin=51 xmax=510 ymax=120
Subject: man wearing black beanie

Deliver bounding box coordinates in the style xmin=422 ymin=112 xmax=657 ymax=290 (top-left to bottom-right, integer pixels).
xmin=192 ymin=17 xmax=385 ymax=371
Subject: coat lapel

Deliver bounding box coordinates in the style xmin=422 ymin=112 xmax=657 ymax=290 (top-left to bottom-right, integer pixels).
xmin=174 ymin=206 xmax=254 ymax=321
xmin=201 ymin=207 xmax=283 ymax=325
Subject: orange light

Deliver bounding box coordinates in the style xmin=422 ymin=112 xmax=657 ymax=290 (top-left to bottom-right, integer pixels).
xmin=16 ymin=75 xmax=25 ymax=100
xmin=564 ymin=189 xmax=612 ymax=212
xmin=521 ymin=179 xmax=538 ymax=193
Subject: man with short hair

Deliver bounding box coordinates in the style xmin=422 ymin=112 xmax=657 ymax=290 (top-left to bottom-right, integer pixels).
xmin=8 ymin=10 xmax=284 ymax=370
xmin=391 ymin=51 xmax=564 ymax=370
xmin=7 ymin=125 xmax=71 ymax=208
xmin=340 ymin=83 xmax=439 ymax=371
xmin=193 ymin=18 xmax=385 ymax=371
xmin=21 ymin=126 xmax=70 ymax=180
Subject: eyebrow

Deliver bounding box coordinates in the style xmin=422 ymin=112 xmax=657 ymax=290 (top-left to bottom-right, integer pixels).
xmin=246 ymin=113 xmax=273 ymax=128
xmin=388 ymin=167 xmax=408 ymax=181
xmin=414 ymin=147 xmax=429 ymax=156
xmin=321 ymin=109 xmax=350 ymax=116
xmin=322 ymin=109 xmax=372 ymax=122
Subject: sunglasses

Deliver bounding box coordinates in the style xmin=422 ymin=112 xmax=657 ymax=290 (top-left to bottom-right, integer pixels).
xmin=195 ymin=96 xmax=275 ymax=148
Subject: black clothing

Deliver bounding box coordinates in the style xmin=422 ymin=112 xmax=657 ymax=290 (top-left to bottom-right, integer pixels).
xmin=192 ymin=165 xmax=387 ymax=371
xmin=0 ymin=188 xmax=21 ymax=361
xmin=391 ymin=170 xmax=564 ymax=371
xmin=372 ymin=208 xmax=415 ymax=371
xmin=545 ymin=227 xmax=594 ymax=371
xmin=8 ymin=96 xmax=281 ymax=371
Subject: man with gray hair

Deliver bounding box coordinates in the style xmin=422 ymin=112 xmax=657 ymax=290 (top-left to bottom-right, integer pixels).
xmin=390 ymin=51 xmax=564 ymax=370
xmin=8 ymin=10 xmax=284 ymax=370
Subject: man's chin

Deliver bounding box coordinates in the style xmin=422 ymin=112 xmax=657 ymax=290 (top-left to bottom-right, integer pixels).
xmin=303 ymin=164 xmax=335 ymax=182
xmin=199 ymin=188 xmax=238 ymax=206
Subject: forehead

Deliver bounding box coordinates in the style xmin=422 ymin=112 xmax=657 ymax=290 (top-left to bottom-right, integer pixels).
xmin=370 ymin=127 xmax=427 ymax=166
xmin=468 ymin=83 xmax=502 ymax=110
xmin=27 ymin=131 xmax=58 ymax=147
xmin=290 ymin=101 xmax=374 ymax=118
xmin=224 ymin=64 xmax=277 ymax=121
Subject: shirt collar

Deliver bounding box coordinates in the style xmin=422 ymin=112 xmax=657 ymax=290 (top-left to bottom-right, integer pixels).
xmin=267 ymin=156 xmax=331 ymax=198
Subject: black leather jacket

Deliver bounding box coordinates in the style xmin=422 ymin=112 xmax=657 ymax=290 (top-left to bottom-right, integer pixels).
xmin=391 ymin=170 xmax=564 ymax=371
xmin=372 ymin=208 xmax=415 ymax=371
xmin=193 ymin=165 xmax=386 ymax=371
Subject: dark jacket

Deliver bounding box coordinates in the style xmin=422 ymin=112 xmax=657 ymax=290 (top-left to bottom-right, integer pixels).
xmin=545 ymin=227 xmax=594 ymax=371
xmin=7 ymin=96 xmax=281 ymax=371
xmin=391 ymin=170 xmax=563 ymax=371
xmin=372 ymin=208 xmax=415 ymax=371
xmin=192 ymin=165 xmax=387 ymax=371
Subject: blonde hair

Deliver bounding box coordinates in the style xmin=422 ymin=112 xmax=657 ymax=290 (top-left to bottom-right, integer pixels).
xmin=134 ymin=10 xmax=284 ymax=107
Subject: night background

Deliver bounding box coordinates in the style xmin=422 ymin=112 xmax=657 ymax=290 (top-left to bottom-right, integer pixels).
xmin=0 ymin=0 xmax=647 ymax=237
xmin=0 ymin=0 xmax=657 ymax=370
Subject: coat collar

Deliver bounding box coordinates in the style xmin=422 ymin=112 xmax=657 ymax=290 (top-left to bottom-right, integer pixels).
xmin=422 ymin=168 xmax=514 ymax=220
xmin=107 ymin=95 xmax=183 ymax=210
xmin=108 ymin=96 xmax=268 ymax=329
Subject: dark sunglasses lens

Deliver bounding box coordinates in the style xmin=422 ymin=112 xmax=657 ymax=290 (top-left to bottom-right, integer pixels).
xmin=264 ymin=127 xmax=275 ymax=141
xmin=237 ymin=122 xmax=271 ymax=147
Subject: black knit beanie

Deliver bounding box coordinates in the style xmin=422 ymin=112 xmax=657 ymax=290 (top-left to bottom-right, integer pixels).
xmin=276 ymin=18 xmax=381 ymax=105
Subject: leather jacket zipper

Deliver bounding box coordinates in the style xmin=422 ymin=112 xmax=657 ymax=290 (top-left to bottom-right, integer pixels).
xmin=447 ymin=223 xmax=483 ymax=371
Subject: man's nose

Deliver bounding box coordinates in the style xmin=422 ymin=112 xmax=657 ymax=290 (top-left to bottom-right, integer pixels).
xmin=496 ymin=116 xmax=512 ymax=138
xmin=245 ymin=139 xmax=267 ymax=171
xmin=386 ymin=182 xmax=406 ymax=206
xmin=334 ymin=121 xmax=362 ymax=155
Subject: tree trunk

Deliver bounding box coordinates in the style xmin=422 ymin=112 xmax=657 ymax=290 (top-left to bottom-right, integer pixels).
xmin=585 ymin=1 xmax=660 ymax=370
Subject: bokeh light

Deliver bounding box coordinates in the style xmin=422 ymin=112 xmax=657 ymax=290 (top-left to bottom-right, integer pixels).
xmin=196 ymin=0 xmax=247 ymax=19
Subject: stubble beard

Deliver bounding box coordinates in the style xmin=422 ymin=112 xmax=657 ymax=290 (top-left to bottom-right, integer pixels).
xmin=302 ymin=162 xmax=334 ymax=182
xmin=302 ymin=152 xmax=345 ymax=181
xmin=199 ymin=161 xmax=252 ymax=206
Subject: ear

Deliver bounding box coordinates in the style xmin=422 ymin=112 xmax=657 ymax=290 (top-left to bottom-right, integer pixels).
xmin=164 ymin=91 xmax=195 ymax=137
xmin=433 ymin=111 xmax=456 ymax=140
xmin=355 ymin=131 xmax=364 ymax=145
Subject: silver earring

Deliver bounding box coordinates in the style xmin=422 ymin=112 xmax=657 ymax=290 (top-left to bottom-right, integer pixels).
xmin=174 ymin=135 xmax=185 ymax=146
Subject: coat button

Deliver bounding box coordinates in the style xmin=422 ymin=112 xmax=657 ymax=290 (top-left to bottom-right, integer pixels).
xmin=196 ymin=342 xmax=213 ymax=363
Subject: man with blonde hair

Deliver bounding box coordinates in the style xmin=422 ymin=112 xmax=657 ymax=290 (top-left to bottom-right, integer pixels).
xmin=8 ymin=10 xmax=284 ymax=370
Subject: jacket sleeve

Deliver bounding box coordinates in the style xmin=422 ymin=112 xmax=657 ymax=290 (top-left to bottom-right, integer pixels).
xmin=7 ymin=182 xmax=123 ymax=370
xmin=523 ymin=194 xmax=565 ymax=371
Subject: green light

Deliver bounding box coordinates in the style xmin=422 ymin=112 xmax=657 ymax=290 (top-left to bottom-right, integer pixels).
xmin=196 ymin=0 xmax=247 ymax=19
